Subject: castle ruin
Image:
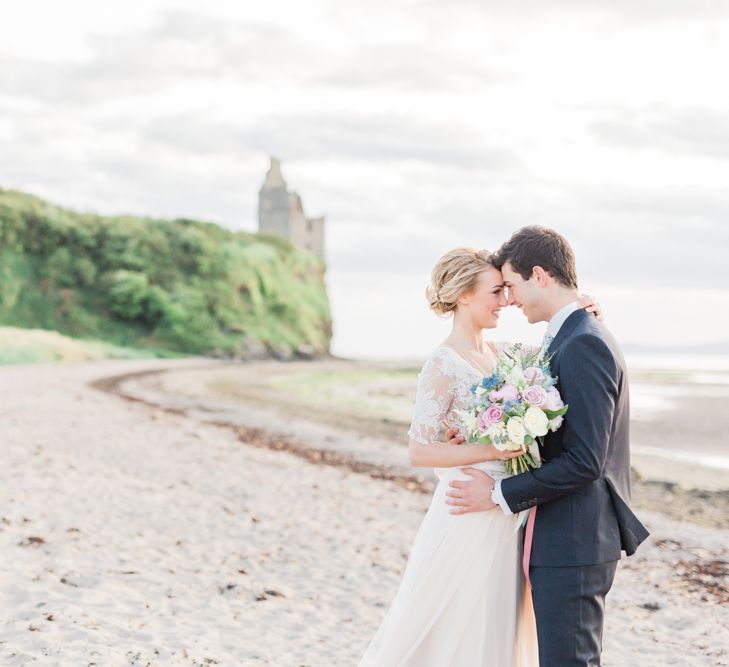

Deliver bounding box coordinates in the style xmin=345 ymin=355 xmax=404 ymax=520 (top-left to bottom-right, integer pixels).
xmin=257 ymin=158 xmax=325 ymax=259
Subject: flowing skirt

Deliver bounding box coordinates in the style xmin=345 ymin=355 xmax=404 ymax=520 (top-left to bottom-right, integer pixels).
xmin=359 ymin=463 xmax=539 ymax=666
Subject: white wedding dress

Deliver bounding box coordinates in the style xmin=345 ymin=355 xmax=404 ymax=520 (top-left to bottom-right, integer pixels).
xmin=359 ymin=345 xmax=539 ymax=667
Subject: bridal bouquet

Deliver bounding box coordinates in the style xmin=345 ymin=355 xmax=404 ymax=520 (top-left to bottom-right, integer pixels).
xmin=458 ymin=343 xmax=568 ymax=475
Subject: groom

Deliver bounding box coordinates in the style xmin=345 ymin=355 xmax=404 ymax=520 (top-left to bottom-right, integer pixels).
xmin=446 ymin=226 xmax=649 ymax=666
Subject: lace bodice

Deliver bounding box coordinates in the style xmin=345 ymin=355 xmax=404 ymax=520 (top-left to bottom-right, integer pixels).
xmin=407 ymin=345 xmax=493 ymax=446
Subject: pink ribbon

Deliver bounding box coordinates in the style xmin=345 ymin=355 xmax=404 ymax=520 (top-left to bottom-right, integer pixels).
xmin=522 ymin=506 xmax=536 ymax=587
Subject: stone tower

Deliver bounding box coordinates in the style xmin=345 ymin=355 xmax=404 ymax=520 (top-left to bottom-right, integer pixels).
xmin=258 ymin=158 xmax=325 ymax=259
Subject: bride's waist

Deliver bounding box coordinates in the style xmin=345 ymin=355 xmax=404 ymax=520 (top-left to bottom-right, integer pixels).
xmin=433 ymin=461 xmax=512 ymax=481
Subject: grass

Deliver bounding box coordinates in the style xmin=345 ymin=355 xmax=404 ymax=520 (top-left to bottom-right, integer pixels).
xmin=0 ymin=326 xmax=178 ymax=365
xmin=205 ymin=362 xmax=421 ymax=438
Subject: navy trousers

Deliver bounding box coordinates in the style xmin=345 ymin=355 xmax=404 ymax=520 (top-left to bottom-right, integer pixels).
xmin=530 ymin=561 xmax=618 ymax=667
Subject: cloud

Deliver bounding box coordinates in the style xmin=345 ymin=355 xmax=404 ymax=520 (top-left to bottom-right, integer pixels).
xmin=141 ymin=112 xmax=521 ymax=170
xmin=0 ymin=107 xmax=259 ymax=227
xmin=424 ymin=0 xmax=729 ymax=20
xmin=1 ymin=0 xmax=728 ymax=306
xmin=321 ymin=42 xmax=507 ymax=92
xmin=0 ymin=10 xmax=321 ymax=107
xmin=0 ymin=4 xmax=517 ymax=114
xmin=329 ymin=177 xmax=729 ymax=288
xmin=591 ymin=107 xmax=729 ymax=160
xmin=563 ymin=184 xmax=729 ymax=289
xmin=324 ymin=175 xmax=729 ymax=290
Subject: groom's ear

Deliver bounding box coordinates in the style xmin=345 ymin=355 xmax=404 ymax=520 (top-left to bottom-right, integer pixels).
xmin=532 ymin=266 xmax=549 ymax=286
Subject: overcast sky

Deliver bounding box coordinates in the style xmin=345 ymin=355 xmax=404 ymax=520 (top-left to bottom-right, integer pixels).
xmin=1 ymin=0 xmax=728 ymax=358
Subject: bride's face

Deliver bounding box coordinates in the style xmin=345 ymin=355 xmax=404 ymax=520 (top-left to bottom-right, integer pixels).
xmin=458 ymin=267 xmax=507 ymax=329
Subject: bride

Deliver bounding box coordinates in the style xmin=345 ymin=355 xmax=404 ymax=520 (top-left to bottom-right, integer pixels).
xmin=358 ymin=247 xmax=600 ymax=667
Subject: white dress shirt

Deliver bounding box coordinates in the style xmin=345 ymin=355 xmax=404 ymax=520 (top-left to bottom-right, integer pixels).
xmin=491 ymin=299 xmax=582 ymax=515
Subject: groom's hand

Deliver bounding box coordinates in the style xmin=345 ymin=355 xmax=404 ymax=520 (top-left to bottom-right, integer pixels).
xmin=446 ymin=469 xmax=496 ymax=514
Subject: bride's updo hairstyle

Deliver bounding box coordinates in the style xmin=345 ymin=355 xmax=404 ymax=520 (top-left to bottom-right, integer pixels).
xmin=425 ymin=247 xmax=494 ymax=316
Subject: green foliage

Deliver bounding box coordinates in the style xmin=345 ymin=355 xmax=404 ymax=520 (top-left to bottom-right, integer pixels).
xmin=108 ymin=270 xmax=151 ymax=321
xmin=0 ymin=187 xmax=332 ymax=356
xmin=0 ymin=325 xmax=173 ymax=364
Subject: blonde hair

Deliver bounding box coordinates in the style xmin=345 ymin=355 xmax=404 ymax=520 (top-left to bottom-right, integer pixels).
xmin=426 ymin=247 xmax=495 ymax=316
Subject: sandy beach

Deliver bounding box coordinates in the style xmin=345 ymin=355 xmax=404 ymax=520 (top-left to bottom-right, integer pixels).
xmin=1 ymin=359 xmax=727 ymax=665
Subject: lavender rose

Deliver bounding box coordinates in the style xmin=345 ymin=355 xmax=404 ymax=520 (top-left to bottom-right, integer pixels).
xmin=478 ymin=405 xmax=505 ymax=431
xmin=523 ymin=367 xmax=544 ymax=384
xmin=543 ymin=388 xmax=564 ymax=411
xmin=522 ymin=384 xmax=547 ymax=407
xmin=489 ymin=384 xmax=520 ymax=403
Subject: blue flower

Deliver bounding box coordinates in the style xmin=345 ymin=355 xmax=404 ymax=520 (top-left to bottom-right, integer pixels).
xmin=481 ymin=373 xmax=500 ymax=390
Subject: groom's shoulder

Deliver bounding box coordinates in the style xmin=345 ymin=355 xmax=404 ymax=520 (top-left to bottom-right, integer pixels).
xmin=562 ymin=329 xmax=610 ymax=357
xmin=564 ymin=319 xmax=624 ymax=368
xmin=571 ymin=311 xmax=612 ymax=340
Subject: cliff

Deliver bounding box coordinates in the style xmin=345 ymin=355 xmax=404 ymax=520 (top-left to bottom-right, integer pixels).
xmin=0 ymin=188 xmax=332 ymax=358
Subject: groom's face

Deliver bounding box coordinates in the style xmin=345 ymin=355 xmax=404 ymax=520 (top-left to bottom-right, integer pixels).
xmin=501 ymin=261 xmax=545 ymax=324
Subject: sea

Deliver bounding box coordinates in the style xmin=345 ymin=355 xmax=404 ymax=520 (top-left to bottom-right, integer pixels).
xmin=626 ymin=353 xmax=729 ymax=472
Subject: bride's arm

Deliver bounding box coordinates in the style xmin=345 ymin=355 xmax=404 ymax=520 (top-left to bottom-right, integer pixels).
xmin=406 ymin=351 xmax=521 ymax=468
xmin=409 ymin=437 xmax=521 ymax=468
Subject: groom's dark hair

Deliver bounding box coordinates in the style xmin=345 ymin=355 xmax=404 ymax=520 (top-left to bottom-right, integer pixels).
xmin=493 ymin=226 xmax=578 ymax=289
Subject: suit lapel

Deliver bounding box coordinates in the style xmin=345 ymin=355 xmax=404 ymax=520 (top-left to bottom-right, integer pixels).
xmin=542 ymin=309 xmax=589 ymax=455
xmin=547 ymin=308 xmax=588 ymax=355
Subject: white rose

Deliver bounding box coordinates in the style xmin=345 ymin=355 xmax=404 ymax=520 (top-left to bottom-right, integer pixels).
xmin=523 ymin=406 xmax=549 ymax=437
xmin=506 ymin=416 xmax=526 ymax=446
xmin=548 ymin=415 xmax=564 ymax=432
xmin=507 ymin=367 xmax=523 ymax=387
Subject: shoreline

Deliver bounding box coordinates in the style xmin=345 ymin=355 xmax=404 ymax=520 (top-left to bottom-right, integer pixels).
xmin=95 ymin=360 xmax=729 ymax=531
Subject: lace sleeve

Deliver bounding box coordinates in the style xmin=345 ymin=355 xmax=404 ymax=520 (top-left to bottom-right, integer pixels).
xmin=407 ymin=351 xmax=456 ymax=445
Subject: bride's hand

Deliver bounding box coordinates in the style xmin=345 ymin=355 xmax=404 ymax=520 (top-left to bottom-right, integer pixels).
xmin=486 ymin=444 xmax=524 ymax=462
xmin=577 ymin=293 xmax=604 ymax=321
xmin=444 ymin=424 xmax=466 ymax=445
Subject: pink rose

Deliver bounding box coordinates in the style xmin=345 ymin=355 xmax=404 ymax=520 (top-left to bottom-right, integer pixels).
xmin=543 ymin=388 xmax=564 ymax=411
xmin=522 ymin=385 xmax=547 ymax=407
xmin=479 ymin=405 xmax=504 ymax=430
xmin=489 ymin=384 xmax=519 ymax=403
xmin=523 ymin=367 xmax=544 ymax=384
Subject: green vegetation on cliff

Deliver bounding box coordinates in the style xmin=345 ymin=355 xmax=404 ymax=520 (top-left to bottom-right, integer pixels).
xmin=0 ymin=188 xmax=331 ymax=357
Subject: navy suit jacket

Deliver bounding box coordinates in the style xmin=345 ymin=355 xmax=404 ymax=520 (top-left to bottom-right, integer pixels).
xmin=500 ymin=309 xmax=649 ymax=567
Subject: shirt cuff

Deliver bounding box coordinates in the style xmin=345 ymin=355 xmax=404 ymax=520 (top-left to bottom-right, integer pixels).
xmin=492 ymin=479 xmax=514 ymax=516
